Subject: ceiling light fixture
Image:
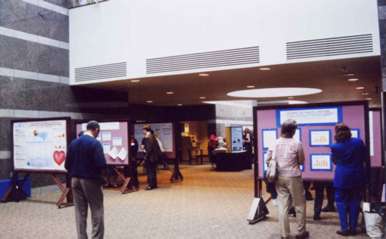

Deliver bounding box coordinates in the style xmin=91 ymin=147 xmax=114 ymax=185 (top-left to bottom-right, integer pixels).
xmin=347 ymin=78 xmax=359 ymax=82
xmin=246 ymin=85 xmax=255 ymax=89
xmin=259 ymin=67 xmax=271 ymax=71
xmin=146 ymin=100 xmax=153 ymax=104
xmin=199 ymin=96 xmax=206 ymax=100
xmin=345 ymin=73 xmax=355 ymax=77
xmin=130 ymin=79 xmax=140 ymax=83
xmin=362 ymin=92 xmax=369 ymax=96
xmin=177 ymin=104 xmax=183 ymax=106
xmin=366 ymin=97 xmax=372 ymax=101
xmin=166 ymin=91 xmax=174 ymax=95
xmin=355 ymin=86 xmax=365 ymax=90
xmin=198 ymin=73 xmax=209 ymax=77
xmin=227 ymin=87 xmax=322 ymax=98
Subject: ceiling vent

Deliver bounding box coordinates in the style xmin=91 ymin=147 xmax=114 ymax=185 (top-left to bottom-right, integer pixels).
xmin=286 ymin=34 xmax=373 ymax=60
xmin=146 ymin=46 xmax=260 ymax=74
xmin=75 ymin=62 xmax=126 ymax=82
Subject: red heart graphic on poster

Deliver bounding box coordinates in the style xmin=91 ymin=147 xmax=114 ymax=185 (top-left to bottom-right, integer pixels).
xmin=53 ymin=150 xmax=66 ymax=166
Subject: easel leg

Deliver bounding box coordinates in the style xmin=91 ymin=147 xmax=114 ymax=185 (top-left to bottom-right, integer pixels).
xmin=51 ymin=174 xmax=72 ymax=208
xmin=112 ymin=168 xmax=131 ymax=194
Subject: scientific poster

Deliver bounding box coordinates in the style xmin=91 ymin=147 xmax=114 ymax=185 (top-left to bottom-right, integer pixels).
xmin=13 ymin=119 xmax=68 ymax=171
xmin=77 ymin=122 xmax=129 ymax=165
xmin=310 ymin=154 xmax=332 ymax=171
xmin=134 ymin=123 xmax=174 ymax=152
xmin=310 ymin=130 xmax=331 ymax=146
xmin=231 ymin=127 xmax=244 ymax=152
xmin=279 ymin=107 xmax=340 ymax=125
xmin=262 ymin=129 xmax=277 ymax=149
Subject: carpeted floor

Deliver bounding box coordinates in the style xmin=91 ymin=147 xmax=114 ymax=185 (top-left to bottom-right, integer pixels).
xmin=0 ymin=165 xmax=368 ymax=239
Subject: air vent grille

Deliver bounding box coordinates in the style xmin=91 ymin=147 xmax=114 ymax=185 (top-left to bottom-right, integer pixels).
xmin=146 ymin=46 xmax=260 ymax=74
xmin=286 ymin=34 xmax=373 ymax=60
xmin=75 ymin=62 xmax=127 ymax=82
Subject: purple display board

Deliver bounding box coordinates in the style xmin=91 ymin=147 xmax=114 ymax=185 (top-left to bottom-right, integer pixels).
xmin=76 ymin=122 xmax=129 ymax=165
xmin=370 ymin=110 xmax=382 ymax=167
xmin=256 ymin=103 xmax=367 ymax=181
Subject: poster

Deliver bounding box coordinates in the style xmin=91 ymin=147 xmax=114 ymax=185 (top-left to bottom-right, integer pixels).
xmin=262 ymin=129 xmax=277 ymax=149
xmin=134 ymin=123 xmax=174 ymax=152
xmin=231 ymin=127 xmax=244 ymax=152
xmin=279 ymin=107 xmax=340 ymax=125
xmin=77 ymin=122 xmax=129 ymax=165
xmin=310 ymin=154 xmax=332 ymax=171
xmin=310 ymin=130 xmax=331 ymax=146
xmin=13 ymin=119 xmax=67 ymax=171
xmin=351 ymin=129 xmax=360 ymax=139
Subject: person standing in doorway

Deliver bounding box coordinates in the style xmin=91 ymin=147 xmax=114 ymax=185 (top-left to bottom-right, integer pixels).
xmin=141 ymin=127 xmax=161 ymax=190
xmin=65 ymin=121 xmax=106 ymax=239
xmin=269 ymin=119 xmax=309 ymax=239
xmin=331 ymin=124 xmax=366 ymax=236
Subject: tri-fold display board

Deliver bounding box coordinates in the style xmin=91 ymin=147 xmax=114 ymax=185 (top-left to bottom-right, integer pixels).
xmin=255 ymin=102 xmax=380 ymax=181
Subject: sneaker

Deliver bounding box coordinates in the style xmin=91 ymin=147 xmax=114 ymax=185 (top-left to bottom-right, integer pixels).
xmin=295 ymin=231 xmax=309 ymax=239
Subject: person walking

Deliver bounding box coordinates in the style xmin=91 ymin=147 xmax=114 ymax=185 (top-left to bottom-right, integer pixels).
xmin=331 ymin=124 xmax=367 ymax=236
xmin=267 ymin=119 xmax=309 ymax=239
xmin=65 ymin=121 xmax=106 ymax=239
xmin=141 ymin=127 xmax=161 ymax=190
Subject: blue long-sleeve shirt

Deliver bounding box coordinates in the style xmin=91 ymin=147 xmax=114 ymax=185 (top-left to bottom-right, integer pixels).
xmin=65 ymin=135 xmax=106 ymax=180
xmin=330 ymin=138 xmax=367 ymax=189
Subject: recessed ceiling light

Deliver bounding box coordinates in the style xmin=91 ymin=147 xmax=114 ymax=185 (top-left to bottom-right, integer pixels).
xmin=177 ymin=104 xmax=183 ymax=106
xmin=362 ymin=92 xmax=369 ymax=96
xmin=199 ymin=96 xmax=206 ymax=100
xmin=198 ymin=73 xmax=209 ymax=77
xmin=130 ymin=79 xmax=141 ymax=83
xmin=345 ymin=73 xmax=355 ymax=77
xmin=366 ymin=97 xmax=372 ymax=101
xmin=227 ymin=87 xmax=322 ymax=98
xmin=347 ymin=78 xmax=359 ymax=82
xmin=146 ymin=100 xmax=153 ymax=104
xmin=259 ymin=67 xmax=271 ymax=71
xmin=166 ymin=91 xmax=174 ymax=95
xmin=246 ymin=85 xmax=255 ymax=89
xmin=355 ymin=86 xmax=365 ymax=90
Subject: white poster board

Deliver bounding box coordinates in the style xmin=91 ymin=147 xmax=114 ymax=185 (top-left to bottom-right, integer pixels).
xmin=262 ymin=129 xmax=277 ymax=149
xmin=310 ymin=130 xmax=331 ymax=146
xmin=134 ymin=123 xmax=174 ymax=152
xmin=310 ymin=154 xmax=332 ymax=171
xmin=231 ymin=127 xmax=244 ymax=152
xmin=279 ymin=107 xmax=340 ymax=125
xmin=13 ymin=119 xmax=67 ymax=171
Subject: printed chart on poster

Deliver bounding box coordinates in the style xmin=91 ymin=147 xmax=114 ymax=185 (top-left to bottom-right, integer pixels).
xmin=77 ymin=122 xmax=129 ymax=165
xmin=256 ymin=103 xmax=367 ymax=180
xmin=134 ymin=123 xmax=174 ymax=152
xmin=13 ymin=119 xmax=68 ymax=171
xmin=231 ymin=127 xmax=244 ymax=152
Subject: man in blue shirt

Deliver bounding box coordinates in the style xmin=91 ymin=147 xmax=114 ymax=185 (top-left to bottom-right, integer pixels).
xmin=65 ymin=121 xmax=106 ymax=239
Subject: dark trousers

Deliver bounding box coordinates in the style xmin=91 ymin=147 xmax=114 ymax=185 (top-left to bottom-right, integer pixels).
xmin=335 ymin=188 xmax=362 ymax=232
xmin=71 ymin=177 xmax=104 ymax=239
xmin=314 ymin=181 xmax=335 ymax=216
xmin=266 ymin=181 xmax=278 ymax=199
xmin=145 ymin=160 xmax=158 ymax=188
xmin=124 ymin=160 xmax=139 ymax=188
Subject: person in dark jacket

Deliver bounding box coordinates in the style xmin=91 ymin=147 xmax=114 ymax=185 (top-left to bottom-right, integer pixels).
xmin=331 ymin=124 xmax=367 ymax=236
xmin=65 ymin=121 xmax=106 ymax=239
xmin=141 ymin=127 xmax=161 ymax=190
xmin=128 ymin=137 xmax=139 ymax=190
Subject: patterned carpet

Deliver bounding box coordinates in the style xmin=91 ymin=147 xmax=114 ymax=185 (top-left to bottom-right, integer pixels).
xmin=0 ymin=165 xmax=368 ymax=239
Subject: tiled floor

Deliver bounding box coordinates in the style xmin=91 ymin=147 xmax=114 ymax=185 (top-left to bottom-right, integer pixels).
xmin=0 ymin=165 xmax=368 ymax=239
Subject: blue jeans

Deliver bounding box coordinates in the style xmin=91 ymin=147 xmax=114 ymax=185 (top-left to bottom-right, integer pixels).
xmin=335 ymin=188 xmax=362 ymax=232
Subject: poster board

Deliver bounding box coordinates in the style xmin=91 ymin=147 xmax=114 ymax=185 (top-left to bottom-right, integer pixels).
xmin=76 ymin=121 xmax=129 ymax=165
xmin=255 ymin=102 xmax=369 ymax=181
xmin=12 ymin=118 xmax=69 ymax=172
xmin=134 ymin=123 xmax=176 ymax=158
xmin=369 ymin=109 xmax=383 ymax=167
xmin=231 ymin=126 xmax=244 ymax=152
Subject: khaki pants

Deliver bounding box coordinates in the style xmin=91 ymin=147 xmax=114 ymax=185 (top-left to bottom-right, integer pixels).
xmin=72 ymin=177 xmax=104 ymax=239
xmin=276 ymin=176 xmax=306 ymax=237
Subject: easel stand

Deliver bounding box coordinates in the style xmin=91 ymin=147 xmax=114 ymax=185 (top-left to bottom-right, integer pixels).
xmin=1 ymin=172 xmax=29 ymax=203
xmin=170 ymin=158 xmax=183 ymax=182
xmin=112 ymin=167 xmax=132 ymax=194
xmin=51 ymin=173 xmax=73 ymax=208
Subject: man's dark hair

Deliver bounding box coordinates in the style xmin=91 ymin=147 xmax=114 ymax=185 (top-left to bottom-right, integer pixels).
xmin=281 ymin=119 xmax=297 ymax=138
xmin=86 ymin=120 xmax=100 ymax=131
xmin=143 ymin=126 xmax=152 ymax=132
xmin=335 ymin=123 xmax=351 ymax=143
